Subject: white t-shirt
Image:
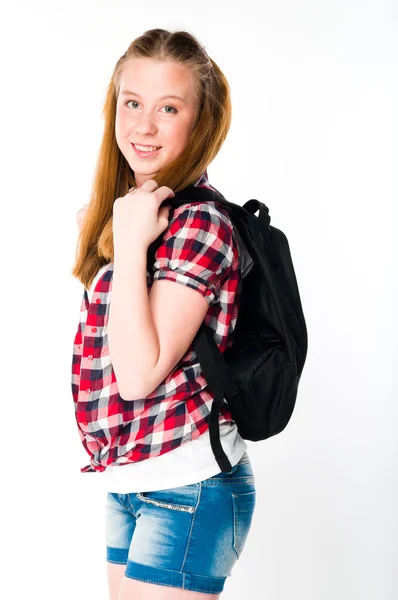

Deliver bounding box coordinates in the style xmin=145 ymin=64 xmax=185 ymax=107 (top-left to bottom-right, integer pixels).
xmin=80 ymin=264 xmax=247 ymax=493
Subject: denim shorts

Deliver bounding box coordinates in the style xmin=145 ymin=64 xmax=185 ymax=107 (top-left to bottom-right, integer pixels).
xmin=105 ymin=451 xmax=256 ymax=595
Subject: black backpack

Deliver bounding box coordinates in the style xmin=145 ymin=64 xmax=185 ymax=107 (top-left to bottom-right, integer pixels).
xmin=147 ymin=184 xmax=308 ymax=473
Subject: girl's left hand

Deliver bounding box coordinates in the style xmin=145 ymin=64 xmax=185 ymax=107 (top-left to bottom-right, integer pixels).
xmin=112 ymin=179 xmax=175 ymax=255
xmin=76 ymin=203 xmax=89 ymax=234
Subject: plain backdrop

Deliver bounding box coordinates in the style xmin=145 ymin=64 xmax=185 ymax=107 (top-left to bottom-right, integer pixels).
xmin=1 ymin=1 xmax=397 ymax=598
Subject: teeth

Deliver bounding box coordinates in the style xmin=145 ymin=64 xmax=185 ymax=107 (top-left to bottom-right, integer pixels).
xmin=134 ymin=144 xmax=160 ymax=152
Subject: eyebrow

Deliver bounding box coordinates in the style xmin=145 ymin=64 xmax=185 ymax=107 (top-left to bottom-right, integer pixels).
xmin=120 ymin=90 xmax=186 ymax=103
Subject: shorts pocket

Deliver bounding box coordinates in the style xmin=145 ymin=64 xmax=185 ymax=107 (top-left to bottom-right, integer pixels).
xmin=232 ymin=490 xmax=256 ymax=558
xmin=136 ymin=486 xmax=198 ymax=514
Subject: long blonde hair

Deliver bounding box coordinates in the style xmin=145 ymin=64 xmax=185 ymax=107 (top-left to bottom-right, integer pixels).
xmin=71 ymin=28 xmax=232 ymax=290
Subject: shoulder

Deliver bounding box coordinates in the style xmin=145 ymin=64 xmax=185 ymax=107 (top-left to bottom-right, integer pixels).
xmin=170 ymin=199 xmax=233 ymax=236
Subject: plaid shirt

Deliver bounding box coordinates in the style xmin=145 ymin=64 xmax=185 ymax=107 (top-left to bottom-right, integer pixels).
xmin=71 ymin=171 xmax=242 ymax=472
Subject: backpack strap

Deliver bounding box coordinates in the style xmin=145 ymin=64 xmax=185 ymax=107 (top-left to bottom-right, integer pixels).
xmin=193 ymin=325 xmax=240 ymax=472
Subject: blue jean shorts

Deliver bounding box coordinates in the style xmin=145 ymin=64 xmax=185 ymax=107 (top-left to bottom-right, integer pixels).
xmin=105 ymin=451 xmax=256 ymax=595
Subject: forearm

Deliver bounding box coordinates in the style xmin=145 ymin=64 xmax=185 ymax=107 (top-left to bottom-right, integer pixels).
xmin=107 ymin=246 xmax=160 ymax=400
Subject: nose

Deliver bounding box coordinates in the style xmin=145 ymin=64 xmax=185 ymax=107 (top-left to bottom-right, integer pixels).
xmin=135 ymin=112 xmax=158 ymax=136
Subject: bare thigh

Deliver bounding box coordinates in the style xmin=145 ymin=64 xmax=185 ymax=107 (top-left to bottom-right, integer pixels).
xmin=107 ymin=563 xmax=126 ymax=600
xmin=107 ymin=564 xmax=221 ymax=599
xmin=118 ymin=575 xmax=221 ymax=599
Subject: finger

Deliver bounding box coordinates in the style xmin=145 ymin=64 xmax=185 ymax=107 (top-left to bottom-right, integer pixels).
xmin=140 ymin=179 xmax=159 ymax=192
xmin=77 ymin=204 xmax=88 ymax=214
xmin=159 ymin=205 xmax=171 ymax=219
xmin=153 ymin=186 xmax=175 ymax=204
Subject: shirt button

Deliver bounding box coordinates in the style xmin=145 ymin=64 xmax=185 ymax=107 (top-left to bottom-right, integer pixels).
xmin=86 ymin=388 xmax=91 ymax=394
xmin=87 ymin=354 xmax=93 ymax=360
xmin=91 ymin=327 xmax=97 ymax=333
xmin=96 ymin=298 xmax=101 ymax=304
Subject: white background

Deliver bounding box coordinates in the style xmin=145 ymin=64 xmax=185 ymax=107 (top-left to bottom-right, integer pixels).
xmin=1 ymin=1 xmax=397 ymax=598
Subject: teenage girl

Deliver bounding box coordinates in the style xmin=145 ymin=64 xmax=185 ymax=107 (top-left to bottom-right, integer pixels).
xmin=72 ymin=28 xmax=256 ymax=600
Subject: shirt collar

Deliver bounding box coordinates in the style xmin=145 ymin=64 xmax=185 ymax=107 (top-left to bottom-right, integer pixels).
xmin=193 ymin=169 xmax=209 ymax=187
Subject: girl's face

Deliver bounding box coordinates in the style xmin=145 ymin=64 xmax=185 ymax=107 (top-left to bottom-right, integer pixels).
xmin=115 ymin=57 xmax=200 ymax=187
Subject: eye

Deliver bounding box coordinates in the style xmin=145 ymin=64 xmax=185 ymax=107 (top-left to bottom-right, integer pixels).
xmin=125 ymin=100 xmax=178 ymax=114
xmin=125 ymin=100 xmax=140 ymax=109
xmin=162 ymin=105 xmax=178 ymax=114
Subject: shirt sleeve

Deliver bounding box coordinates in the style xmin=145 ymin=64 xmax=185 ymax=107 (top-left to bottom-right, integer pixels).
xmin=151 ymin=202 xmax=235 ymax=306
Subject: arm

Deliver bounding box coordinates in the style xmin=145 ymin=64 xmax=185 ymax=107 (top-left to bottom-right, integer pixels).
xmin=107 ymin=246 xmax=160 ymax=400
xmin=108 ymin=202 xmax=234 ymax=401
xmin=107 ymin=244 xmax=211 ymax=401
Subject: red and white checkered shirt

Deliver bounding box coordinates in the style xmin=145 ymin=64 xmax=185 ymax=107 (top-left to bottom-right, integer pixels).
xmin=71 ymin=171 xmax=242 ymax=472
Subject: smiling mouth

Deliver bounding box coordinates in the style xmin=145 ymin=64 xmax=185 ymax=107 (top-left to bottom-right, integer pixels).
xmin=132 ymin=143 xmax=162 ymax=152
